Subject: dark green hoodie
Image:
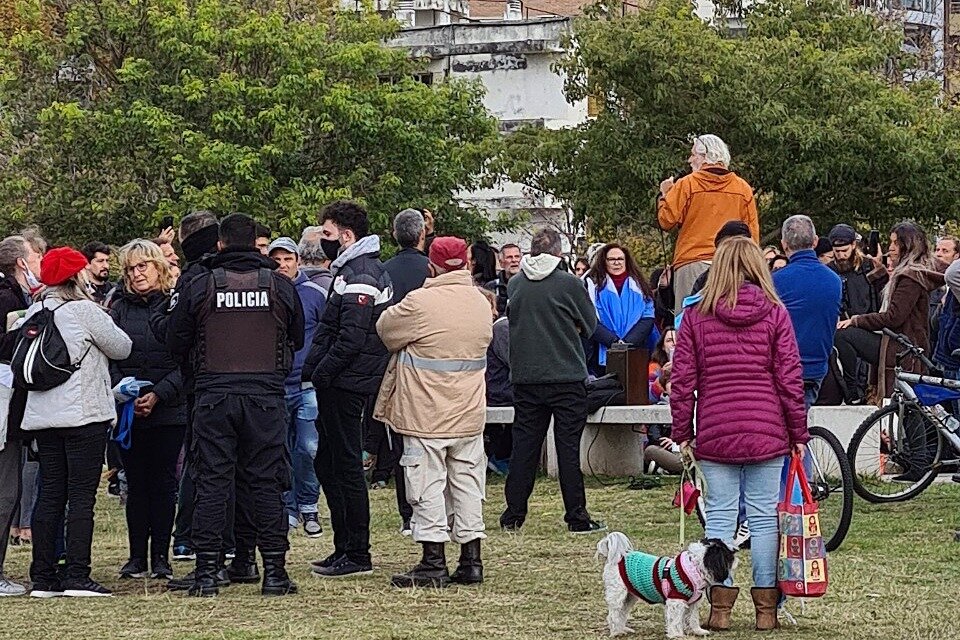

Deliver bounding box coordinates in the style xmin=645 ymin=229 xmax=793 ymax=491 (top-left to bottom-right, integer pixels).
xmin=507 ymin=254 xmax=597 ymax=384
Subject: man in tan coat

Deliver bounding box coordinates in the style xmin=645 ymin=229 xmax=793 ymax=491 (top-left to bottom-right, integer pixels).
xmin=375 ymin=236 xmax=493 ymax=588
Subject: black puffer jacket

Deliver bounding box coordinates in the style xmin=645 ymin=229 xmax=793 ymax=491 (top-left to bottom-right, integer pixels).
xmin=303 ymin=235 xmax=392 ymax=395
xmin=110 ymin=289 xmax=186 ymax=427
xmin=0 ymin=273 xmax=28 ymax=361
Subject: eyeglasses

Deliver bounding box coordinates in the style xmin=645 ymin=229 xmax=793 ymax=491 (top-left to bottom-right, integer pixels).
xmin=125 ymin=262 xmax=151 ymax=274
xmin=606 ymin=257 xmax=626 ymax=263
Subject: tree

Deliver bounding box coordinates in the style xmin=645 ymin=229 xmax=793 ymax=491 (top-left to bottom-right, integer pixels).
xmin=0 ymin=0 xmax=499 ymax=246
xmin=499 ymin=0 xmax=960 ymax=242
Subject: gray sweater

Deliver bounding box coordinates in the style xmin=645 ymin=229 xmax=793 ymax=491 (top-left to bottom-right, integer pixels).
xmin=507 ymin=255 xmax=597 ymax=384
xmin=21 ymin=295 xmax=132 ymax=431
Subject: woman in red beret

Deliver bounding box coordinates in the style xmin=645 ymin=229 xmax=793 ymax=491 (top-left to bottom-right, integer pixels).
xmin=18 ymin=247 xmax=133 ymax=598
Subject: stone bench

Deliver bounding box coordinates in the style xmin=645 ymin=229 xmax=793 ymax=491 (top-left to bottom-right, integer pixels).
xmin=486 ymin=404 xmax=877 ymax=477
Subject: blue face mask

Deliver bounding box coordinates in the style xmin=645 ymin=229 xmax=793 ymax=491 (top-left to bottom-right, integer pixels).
xmin=20 ymin=259 xmax=39 ymax=289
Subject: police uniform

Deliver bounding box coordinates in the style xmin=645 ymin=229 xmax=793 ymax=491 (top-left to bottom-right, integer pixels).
xmin=167 ymin=247 xmax=304 ymax=595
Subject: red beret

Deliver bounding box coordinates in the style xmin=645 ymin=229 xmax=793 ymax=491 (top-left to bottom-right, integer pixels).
xmin=41 ymin=247 xmax=89 ymax=286
xmin=429 ymin=236 xmax=468 ymax=271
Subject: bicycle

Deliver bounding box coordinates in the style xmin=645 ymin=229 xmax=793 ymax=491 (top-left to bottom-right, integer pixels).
xmin=847 ymin=328 xmax=960 ymax=503
xmin=688 ymin=425 xmax=853 ymax=552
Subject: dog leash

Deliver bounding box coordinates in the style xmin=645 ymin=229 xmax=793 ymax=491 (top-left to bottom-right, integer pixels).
xmin=678 ymin=447 xmax=707 ymax=549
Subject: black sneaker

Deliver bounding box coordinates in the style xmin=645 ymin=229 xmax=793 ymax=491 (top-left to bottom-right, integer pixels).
xmin=29 ymin=581 xmax=64 ymax=599
xmin=500 ymin=520 xmax=523 ymax=532
xmin=62 ymin=578 xmax=112 ymax=597
xmin=302 ymin=513 xmax=323 ymax=538
xmin=310 ymin=552 xmax=344 ymax=572
xmin=172 ymin=545 xmax=195 ymax=561
xmin=312 ymin=557 xmax=373 ymax=578
xmin=119 ymin=558 xmax=148 ymax=579
xmin=568 ymin=520 xmax=608 ymax=535
xmin=151 ymin=557 xmax=174 ymax=580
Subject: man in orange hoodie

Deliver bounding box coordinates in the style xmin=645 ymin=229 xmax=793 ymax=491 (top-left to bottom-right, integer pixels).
xmin=657 ymin=134 xmax=759 ymax=313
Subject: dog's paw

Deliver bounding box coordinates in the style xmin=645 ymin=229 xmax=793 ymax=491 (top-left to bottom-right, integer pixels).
xmin=690 ymin=628 xmax=710 ymax=637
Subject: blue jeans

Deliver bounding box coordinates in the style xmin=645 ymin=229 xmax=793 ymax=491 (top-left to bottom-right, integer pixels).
xmin=700 ymin=458 xmax=782 ymax=588
xmin=285 ymin=388 xmax=320 ymax=519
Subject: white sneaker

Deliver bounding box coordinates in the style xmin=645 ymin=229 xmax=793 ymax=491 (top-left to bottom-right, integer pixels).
xmin=0 ymin=576 xmax=27 ymax=597
xmin=733 ymin=521 xmax=751 ymax=548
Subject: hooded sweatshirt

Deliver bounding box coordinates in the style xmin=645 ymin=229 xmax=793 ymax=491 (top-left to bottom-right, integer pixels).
xmin=670 ymin=283 xmax=809 ymax=464
xmin=658 ymin=168 xmax=759 ymax=269
xmin=507 ymin=254 xmax=598 ymax=384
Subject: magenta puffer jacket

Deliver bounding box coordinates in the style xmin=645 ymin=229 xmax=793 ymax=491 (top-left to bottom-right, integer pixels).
xmin=671 ymin=283 xmax=809 ymax=464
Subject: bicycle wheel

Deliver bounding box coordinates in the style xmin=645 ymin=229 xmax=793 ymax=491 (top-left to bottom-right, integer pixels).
xmin=847 ymin=402 xmax=942 ymax=503
xmin=806 ymin=426 xmax=854 ymax=552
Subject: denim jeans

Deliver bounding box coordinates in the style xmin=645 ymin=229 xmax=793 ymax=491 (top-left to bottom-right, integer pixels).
xmin=699 ymin=458 xmax=782 ymax=588
xmin=285 ymin=388 xmax=320 ymax=519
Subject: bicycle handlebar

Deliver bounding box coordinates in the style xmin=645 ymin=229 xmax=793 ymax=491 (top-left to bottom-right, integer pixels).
xmin=881 ymin=328 xmax=938 ymax=370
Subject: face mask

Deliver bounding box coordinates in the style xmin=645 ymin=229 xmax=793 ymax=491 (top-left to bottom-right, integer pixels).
xmin=19 ymin=259 xmax=40 ymax=289
xmin=320 ymin=238 xmax=342 ymax=261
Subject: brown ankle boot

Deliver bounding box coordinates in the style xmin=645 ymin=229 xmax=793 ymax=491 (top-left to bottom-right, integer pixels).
xmin=706 ymin=585 xmax=739 ymax=630
xmin=751 ymin=587 xmax=780 ymax=631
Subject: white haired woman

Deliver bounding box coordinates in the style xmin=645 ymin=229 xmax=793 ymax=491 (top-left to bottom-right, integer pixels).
xmin=657 ymin=134 xmax=760 ymax=310
xmin=109 ymin=240 xmax=186 ymax=582
xmin=21 ymin=247 xmax=132 ymax=598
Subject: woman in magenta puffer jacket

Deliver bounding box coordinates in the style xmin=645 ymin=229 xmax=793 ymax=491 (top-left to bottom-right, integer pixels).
xmin=671 ymin=237 xmax=809 ymax=632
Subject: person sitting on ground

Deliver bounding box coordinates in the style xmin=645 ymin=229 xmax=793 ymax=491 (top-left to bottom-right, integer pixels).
xmin=584 ymin=243 xmax=656 ymax=376
xmin=375 ymin=236 xmax=493 ymax=588
xmin=648 ymin=328 xmax=675 ymax=403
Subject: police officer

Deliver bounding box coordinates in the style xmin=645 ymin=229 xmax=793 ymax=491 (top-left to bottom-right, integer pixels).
xmin=167 ymin=213 xmax=304 ymax=597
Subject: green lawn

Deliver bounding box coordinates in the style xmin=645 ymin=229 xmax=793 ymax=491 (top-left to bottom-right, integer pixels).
xmin=1 ymin=475 xmax=958 ymax=639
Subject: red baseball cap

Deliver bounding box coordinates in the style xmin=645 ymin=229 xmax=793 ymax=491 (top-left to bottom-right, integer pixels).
xmin=429 ymin=236 xmax=468 ymax=271
xmin=40 ymin=247 xmax=89 ymax=286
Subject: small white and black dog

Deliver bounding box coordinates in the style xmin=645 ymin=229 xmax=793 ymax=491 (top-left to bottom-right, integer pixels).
xmin=596 ymin=532 xmax=737 ymax=638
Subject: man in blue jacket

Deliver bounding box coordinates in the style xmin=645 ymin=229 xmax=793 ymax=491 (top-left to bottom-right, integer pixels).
xmin=269 ymin=237 xmax=327 ymax=539
xmin=773 ymin=215 xmax=842 ymax=409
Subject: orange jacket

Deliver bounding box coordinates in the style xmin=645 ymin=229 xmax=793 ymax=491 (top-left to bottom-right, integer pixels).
xmin=657 ymin=168 xmax=759 ymax=268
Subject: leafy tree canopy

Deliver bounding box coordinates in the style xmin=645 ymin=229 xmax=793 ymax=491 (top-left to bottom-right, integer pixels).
xmin=499 ymin=0 xmax=960 ymax=241
xmin=0 ymin=0 xmax=499 ymax=245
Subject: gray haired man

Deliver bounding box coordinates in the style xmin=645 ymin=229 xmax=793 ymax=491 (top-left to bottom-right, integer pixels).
xmin=499 ymin=227 xmax=604 ymax=534
xmin=298 ymin=226 xmax=333 ymax=294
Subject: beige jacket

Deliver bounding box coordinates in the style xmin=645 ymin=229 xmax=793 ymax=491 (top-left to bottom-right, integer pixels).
xmin=374 ymin=270 xmax=493 ymax=438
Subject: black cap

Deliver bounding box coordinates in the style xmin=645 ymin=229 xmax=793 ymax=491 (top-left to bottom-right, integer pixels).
xmin=828 ymin=224 xmax=857 ymax=248
xmin=815 ymin=237 xmax=834 ymax=257
xmin=714 ymin=221 xmax=752 ymax=247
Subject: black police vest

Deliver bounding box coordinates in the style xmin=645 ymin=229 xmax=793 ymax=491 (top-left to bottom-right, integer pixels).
xmin=194 ymin=267 xmax=290 ymax=374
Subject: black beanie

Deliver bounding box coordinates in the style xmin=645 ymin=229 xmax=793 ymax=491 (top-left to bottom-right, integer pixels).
xmin=180 ymin=223 xmax=220 ymax=263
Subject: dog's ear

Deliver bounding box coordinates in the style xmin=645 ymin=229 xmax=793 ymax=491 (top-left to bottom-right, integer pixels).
xmin=702 ymin=540 xmax=736 ymax=584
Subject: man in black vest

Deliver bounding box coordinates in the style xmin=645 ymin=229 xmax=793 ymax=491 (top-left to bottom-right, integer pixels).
xmin=167 ymin=213 xmax=304 ymax=597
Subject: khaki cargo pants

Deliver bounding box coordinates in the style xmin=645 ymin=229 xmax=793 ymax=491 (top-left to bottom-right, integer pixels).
xmin=400 ymin=434 xmax=486 ymax=544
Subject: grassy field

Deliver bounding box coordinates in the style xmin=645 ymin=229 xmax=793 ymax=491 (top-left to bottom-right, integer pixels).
xmin=1 ymin=475 xmax=958 ymax=640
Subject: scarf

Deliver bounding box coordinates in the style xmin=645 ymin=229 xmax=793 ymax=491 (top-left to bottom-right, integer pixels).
xmin=587 ymin=276 xmax=654 ymax=366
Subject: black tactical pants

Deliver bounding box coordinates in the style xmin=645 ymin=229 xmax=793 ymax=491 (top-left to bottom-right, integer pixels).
xmin=190 ymin=392 xmax=290 ymax=555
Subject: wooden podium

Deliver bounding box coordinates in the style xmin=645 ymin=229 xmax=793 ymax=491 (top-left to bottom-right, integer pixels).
xmin=606 ymin=344 xmax=650 ymax=406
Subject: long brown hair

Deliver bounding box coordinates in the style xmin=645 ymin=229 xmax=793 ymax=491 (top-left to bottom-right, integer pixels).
xmin=699 ymin=237 xmax=782 ymax=315
xmin=586 ymin=243 xmax=653 ymax=298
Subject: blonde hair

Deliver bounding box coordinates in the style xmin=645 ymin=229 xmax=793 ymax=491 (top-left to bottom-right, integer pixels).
xmin=118 ymin=239 xmax=174 ymax=295
xmin=698 ymin=237 xmax=782 ymax=316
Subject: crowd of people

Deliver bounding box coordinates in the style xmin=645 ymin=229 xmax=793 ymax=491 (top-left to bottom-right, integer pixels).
xmin=0 ymin=131 xmax=954 ymax=632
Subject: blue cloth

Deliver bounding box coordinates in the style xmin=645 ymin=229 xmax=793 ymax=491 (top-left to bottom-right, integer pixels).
xmin=935 ymin=292 xmax=960 ymax=370
xmin=674 ymin=292 xmax=703 ymax=331
xmin=773 ymin=250 xmax=842 ymax=381
xmin=285 ymin=387 xmax=320 ymax=517
xmin=111 ymin=377 xmax=153 ymax=450
xmin=287 ymin=270 xmax=327 ymax=392
xmin=593 ymin=277 xmax=655 ymax=366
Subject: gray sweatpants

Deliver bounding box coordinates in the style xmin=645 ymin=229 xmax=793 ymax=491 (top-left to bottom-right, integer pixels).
xmin=0 ymin=443 xmax=22 ymax=573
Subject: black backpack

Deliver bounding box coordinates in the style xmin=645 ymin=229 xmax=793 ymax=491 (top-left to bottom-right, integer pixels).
xmin=11 ymin=302 xmax=90 ymax=391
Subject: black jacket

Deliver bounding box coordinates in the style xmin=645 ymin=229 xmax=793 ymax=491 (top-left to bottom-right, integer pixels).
xmin=166 ymin=248 xmax=305 ymax=394
xmin=0 ymin=274 xmax=28 ymax=361
xmin=828 ymin=259 xmax=886 ymax=319
xmin=383 ymin=248 xmax=429 ymax=303
xmin=110 ymin=290 xmax=186 ymax=427
xmin=484 ymin=271 xmax=510 ymax=316
xmin=303 ymin=239 xmax=392 ymax=395
xmin=149 ymin=258 xmax=211 ymax=345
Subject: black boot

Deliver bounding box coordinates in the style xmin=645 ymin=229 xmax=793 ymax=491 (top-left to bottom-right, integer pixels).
xmin=187 ymin=551 xmax=222 ymax=597
xmin=450 ymin=539 xmax=483 ymax=585
xmin=261 ymin=551 xmax=298 ymax=596
xmin=167 ymin=558 xmax=231 ymax=591
xmin=391 ymin=542 xmax=451 ymax=588
xmin=227 ymin=548 xmax=260 ymax=584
